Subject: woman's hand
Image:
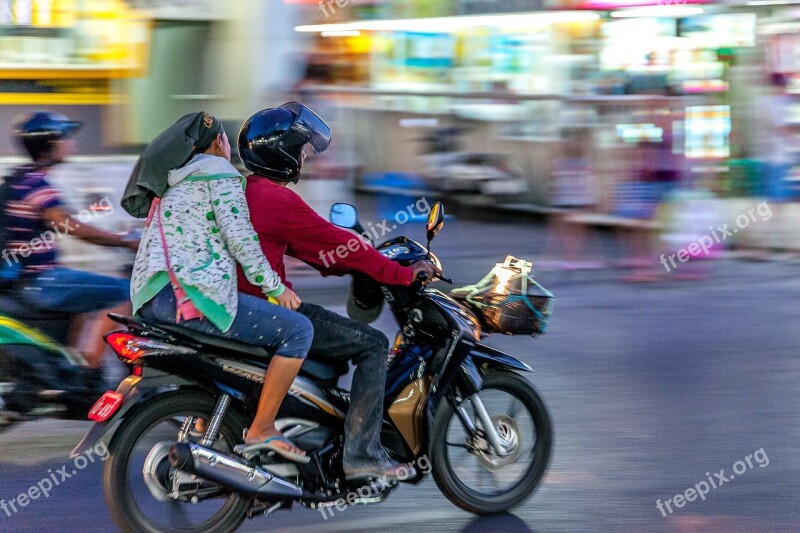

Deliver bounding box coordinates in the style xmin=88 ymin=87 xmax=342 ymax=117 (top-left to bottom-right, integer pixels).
xmin=275 ymin=288 xmax=302 ymax=310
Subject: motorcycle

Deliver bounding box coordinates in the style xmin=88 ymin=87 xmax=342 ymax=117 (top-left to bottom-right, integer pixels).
xmin=0 ymin=290 xmax=107 ymax=428
xmin=0 ymin=232 xmax=140 ymax=431
xmin=74 ymin=201 xmax=553 ymax=533
xmin=419 ymin=127 xmax=529 ymax=205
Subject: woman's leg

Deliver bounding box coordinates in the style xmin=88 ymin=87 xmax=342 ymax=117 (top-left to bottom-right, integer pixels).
xmin=140 ymin=288 xmax=313 ymax=455
xmin=243 ymin=355 xmax=305 ymax=447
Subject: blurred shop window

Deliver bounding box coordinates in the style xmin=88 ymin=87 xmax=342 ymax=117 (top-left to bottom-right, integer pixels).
xmin=0 ymin=0 xmax=148 ymax=67
xmin=293 ymin=54 xmax=334 ymax=97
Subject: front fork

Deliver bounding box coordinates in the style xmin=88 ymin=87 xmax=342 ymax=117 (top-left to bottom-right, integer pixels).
xmin=451 ymin=359 xmax=509 ymax=457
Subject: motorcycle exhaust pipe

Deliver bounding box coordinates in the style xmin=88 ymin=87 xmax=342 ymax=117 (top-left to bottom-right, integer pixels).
xmin=168 ymin=442 xmax=302 ymax=499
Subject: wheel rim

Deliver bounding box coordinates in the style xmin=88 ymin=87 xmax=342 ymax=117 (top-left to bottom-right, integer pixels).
xmin=122 ymin=412 xmax=241 ymax=532
xmin=444 ymin=387 xmax=541 ymax=497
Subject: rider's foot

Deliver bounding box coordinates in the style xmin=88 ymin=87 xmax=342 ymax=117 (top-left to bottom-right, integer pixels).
xmin=244 ymin=425 xmax=306 ymax=459
xmin=187 ymin=418 xmax=207 ymax=438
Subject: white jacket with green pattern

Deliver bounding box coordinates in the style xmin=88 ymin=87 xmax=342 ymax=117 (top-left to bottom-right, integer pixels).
xmin=130 ymin=154 xmax=285 ymax=332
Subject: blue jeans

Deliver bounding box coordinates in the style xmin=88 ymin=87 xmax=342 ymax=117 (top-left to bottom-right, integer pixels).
xmin=297 ymin=303 xmax=393 ymax=473
xmin=19 ymin=267 xmax=129 ymax=314
xmin=139 ymin=286 xmax=312 ymax=359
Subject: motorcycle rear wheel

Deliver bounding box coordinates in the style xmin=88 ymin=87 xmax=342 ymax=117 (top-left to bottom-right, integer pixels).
xmin=430 ymin=371 xmax=552 ymax=515
xmin=103 ymin=390 xmax=249 ymax=533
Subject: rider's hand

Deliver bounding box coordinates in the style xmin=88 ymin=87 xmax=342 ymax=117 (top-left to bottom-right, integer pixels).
xmin=125 ymin=239 xmax=140 ymax=251
xmin=411 ymin=260 xmax=441 ymax=284
xmin=275 ymin=288 xmax=302 ymax=310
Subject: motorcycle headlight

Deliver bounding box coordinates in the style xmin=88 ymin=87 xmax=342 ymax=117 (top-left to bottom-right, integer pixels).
xmin=429 ymin=252 xmax=442 ymax=271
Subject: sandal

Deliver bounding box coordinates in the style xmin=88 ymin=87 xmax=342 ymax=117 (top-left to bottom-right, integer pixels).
xmin=235 ymin=436 xmax=310 ymax=464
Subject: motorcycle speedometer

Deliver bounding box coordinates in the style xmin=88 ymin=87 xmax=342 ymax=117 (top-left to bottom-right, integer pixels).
xmin=380 ymin=244 xmax=410 ymax=259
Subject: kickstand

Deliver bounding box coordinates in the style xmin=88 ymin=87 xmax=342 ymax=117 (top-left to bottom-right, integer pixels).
xmin=247 ymin=500 xmax=290 ymax=519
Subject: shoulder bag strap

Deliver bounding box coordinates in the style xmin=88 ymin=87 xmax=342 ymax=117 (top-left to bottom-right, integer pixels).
xmin=151 ymin=198 xmax=203 ymax=322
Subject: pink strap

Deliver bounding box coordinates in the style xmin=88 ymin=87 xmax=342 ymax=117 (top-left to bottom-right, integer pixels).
xmin=150 ymin=198 xmax=203 ymax=322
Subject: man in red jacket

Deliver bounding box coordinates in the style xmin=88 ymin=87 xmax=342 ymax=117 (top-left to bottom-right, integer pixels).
xmin=236 ymin=104 xmax=437 ymax=481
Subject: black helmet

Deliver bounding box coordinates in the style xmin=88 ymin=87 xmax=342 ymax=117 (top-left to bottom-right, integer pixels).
xmin=15 ymin=112 xmax=81 ymax=162
xmin=238 ymin=102 xmax=331 ymax=183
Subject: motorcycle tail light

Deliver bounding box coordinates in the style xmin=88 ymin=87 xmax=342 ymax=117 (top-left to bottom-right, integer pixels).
xmin=105 ymin=331 xmax=196 ymax=362
xmin=106 ymin=332 xmax=144 ymax=362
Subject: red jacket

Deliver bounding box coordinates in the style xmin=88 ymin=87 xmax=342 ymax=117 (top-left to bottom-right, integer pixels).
xmin=238 ymin=176 xmax=413 ymax=296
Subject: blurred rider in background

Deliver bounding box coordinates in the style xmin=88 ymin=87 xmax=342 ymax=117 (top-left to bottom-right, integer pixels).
xmin=3 ymin=112 xmax=138 ymax=367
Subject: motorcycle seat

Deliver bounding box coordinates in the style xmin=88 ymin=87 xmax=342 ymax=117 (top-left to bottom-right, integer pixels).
xmin=0 ymin=292 xmax=72 ymax=320
xmin=132 ymin=317 xmax=349 ymax=381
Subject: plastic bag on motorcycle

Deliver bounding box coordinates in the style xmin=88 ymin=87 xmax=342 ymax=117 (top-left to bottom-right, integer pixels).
xmin=452 ymin=256 xmax=553 ymax=336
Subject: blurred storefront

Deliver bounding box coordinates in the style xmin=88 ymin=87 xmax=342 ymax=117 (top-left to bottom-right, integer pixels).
xmin=0 ymin=0 xmax=308 ymax=154
xmin=0 ymin=0 xmax=150 ymax=153
xmin=0 ymin=0 xmax=309 ymax=270
xmin=292 ymin=1 xmax=794 ymax=211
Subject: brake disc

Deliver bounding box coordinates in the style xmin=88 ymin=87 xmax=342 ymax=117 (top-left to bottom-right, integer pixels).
xmin=475 ymin=414 xmax=523 ymax=471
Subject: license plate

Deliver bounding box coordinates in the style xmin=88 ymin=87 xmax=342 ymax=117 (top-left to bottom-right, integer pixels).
xmin=88 ymin=391 xmax=124 ymax=422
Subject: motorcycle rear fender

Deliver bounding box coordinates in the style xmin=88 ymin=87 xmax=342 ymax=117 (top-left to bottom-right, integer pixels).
xmin=70 ymin=367 xmax=194 ymax=458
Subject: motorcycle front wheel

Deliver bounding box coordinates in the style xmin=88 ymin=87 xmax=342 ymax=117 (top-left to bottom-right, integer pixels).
xmin=430 ymin=371 xmax=552 ymax=515
xmin=103 ymin=390 xmax=249 ymax=533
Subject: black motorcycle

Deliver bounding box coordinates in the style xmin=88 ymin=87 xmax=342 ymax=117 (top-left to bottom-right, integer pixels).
xmin=74 ymin=202 xmax=553 ymax=533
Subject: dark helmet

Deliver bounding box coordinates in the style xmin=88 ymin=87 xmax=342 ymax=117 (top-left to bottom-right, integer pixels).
xmin=238 ymin=102 xmax=331 ymax=183
xmin=15 ymin=112 xmax=81 ymax=162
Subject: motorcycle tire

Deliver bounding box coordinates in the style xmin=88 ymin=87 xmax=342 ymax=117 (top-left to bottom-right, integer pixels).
xmin=430 ymin=371 xmax=552 ymax=515
xmin=103 ymin=390 xmax=249 ymax=533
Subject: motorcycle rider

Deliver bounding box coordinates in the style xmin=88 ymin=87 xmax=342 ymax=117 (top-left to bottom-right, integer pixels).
xmin=128 ymin=112 xmax=314 ymax=462
xmin=236 ymin=103 xmax=439 ymax=481
xmin=3 ymin=112 xmax=137 ymax=368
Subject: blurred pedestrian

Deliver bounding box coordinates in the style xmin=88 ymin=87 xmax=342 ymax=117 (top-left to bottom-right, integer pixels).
xmin=542 ymin=128 xmax=602 ymax=270
xmin=614 ymin=109 xmax=684 ymax=281
xmin=754 ymin=73 xmax=800 ymax=254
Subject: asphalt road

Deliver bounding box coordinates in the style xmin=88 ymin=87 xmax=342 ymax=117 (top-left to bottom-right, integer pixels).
xmin=1 ymin=200 xmax=798 ymax=532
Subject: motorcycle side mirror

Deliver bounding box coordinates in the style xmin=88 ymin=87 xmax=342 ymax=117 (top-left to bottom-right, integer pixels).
xmin=330 ymin=203 xmax=358 ymax=229
xmin=426 ymin=202 xmax=444 ymax=247
xmin=330 ymin=203 xmax=366 ymax=236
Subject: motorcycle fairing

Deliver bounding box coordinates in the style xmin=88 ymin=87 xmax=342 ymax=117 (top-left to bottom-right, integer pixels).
xmin=0 ymin=316 xmax=79 ymax=363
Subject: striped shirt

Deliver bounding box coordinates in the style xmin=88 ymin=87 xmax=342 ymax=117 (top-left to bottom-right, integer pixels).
xmin=3 ymin=165 xmax=64 ymax=274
